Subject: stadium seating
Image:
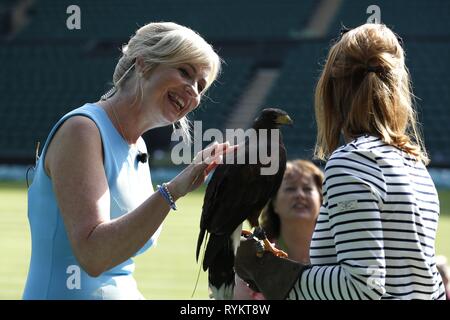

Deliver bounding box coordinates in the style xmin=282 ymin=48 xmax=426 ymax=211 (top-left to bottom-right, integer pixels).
xmin=17 ymin=0 xmax=316 ymax=41
xmin=264 ymin=41 xmax=329 ymax=160
xmin=1 ymin=0 xmax=449 ymax=167
xmin=190 ymin=57 xmax=254 ymax=131
xmin=0 ymin=44 xmax=116 ymax=159
xmin=405 ymin=41 xmax=450 ymax=164
xmin=329 ymin=0 xmax=450 ymax=37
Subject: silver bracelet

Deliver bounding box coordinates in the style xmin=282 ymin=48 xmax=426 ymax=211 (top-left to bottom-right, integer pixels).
xmin=157 ymin=183 xmax=177 ymax=211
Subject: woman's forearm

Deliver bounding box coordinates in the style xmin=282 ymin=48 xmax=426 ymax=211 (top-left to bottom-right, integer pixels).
xmin=78 ymin=188 xmax=176 ymax=277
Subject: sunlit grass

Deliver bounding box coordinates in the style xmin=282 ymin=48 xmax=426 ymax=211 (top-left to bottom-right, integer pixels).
xmin=0 ymin=182 xmax=449 ymax=299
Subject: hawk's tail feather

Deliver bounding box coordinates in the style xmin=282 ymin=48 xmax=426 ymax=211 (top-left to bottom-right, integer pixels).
xmin=209 ymin=282 xmax=235 ymax=300
xmin=203 ymin=233 xmax=230 ymax=271
xmin=196 ymin=227 xmax=207 ymax=261
xmin=207 ymin=239 xmax=236 ymax=300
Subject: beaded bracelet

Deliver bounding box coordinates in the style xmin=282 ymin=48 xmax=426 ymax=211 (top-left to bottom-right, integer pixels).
xmin=157 ymin=183 xmax=177 ymax=211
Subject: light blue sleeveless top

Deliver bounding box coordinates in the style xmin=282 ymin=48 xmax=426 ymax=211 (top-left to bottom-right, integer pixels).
xmin=23 ymin=103 xmax=161 ymax=299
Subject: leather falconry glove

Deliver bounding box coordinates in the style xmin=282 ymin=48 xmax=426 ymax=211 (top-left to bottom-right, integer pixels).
xmin=234 ymin=236 xmax=309 ymax=300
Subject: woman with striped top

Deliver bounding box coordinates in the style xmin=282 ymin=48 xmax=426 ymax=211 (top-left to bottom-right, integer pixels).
xmin=234 ymin=23 xmax=445 ymax=300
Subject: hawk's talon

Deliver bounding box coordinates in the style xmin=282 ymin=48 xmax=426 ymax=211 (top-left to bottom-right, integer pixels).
xmin=255 ymin=240 xmax=265 ymax=257
xmin=263 ymin=238 xmax=288 ymax=258
xmin=241 ymin=230 xmax=253 ymax=239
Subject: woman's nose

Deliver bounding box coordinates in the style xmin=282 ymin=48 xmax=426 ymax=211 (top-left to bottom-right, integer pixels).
xmin=294 ymin=188 xmax=305 ymax=199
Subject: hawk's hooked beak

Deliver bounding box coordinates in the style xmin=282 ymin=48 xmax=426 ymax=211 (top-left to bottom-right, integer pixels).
xmin=276 ymin=114 xmax=294 ymax=127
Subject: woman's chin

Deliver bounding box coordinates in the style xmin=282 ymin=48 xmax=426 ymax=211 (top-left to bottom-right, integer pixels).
xmin=289 ymin=210 xmax=316 ymax=221
xmin=162 ymin=109 xmax=181 ymax=124
xmin=162 ymin=99 xmax=184 ymax=124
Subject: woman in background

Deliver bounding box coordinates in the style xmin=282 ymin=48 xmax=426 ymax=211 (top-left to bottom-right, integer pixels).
xmin=234 ymin=159 xmax=323 ymax=299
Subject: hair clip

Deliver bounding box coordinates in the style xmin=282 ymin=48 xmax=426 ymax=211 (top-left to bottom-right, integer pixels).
xmin=366 ymin=66 xmax=379 ymax=73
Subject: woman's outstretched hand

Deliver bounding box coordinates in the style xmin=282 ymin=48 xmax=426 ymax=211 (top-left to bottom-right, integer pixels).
xmin=167 ymin=141 xmax=237 ymax=200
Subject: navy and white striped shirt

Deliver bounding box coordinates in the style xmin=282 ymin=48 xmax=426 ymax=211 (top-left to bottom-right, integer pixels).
xmin=288 ymin=135 xmax=445 ymax=300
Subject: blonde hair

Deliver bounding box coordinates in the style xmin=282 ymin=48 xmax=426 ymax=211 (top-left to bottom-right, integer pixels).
xmin=106 ymin=22 xmax=221 ymax=143
xmin=259 ymin=160 xmax=324 ymax=241
xmin=314 ymin=23 xmax=428 ymax=164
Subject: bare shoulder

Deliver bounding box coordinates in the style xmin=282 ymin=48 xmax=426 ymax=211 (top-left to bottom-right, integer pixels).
xmin=52 ymin=115 xmax=100 ymax=148
xmin=45 ymin=116 xmax=102 ymax=177
xmin=60 ymin=115 xmax=99 ymax=133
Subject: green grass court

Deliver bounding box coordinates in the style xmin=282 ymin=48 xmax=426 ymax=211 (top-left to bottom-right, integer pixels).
xmin=1 ymin=181 xmax=449 ymax=300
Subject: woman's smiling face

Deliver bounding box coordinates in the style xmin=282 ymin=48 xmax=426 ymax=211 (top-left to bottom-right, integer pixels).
xmin=140 ymin=62 xmax=210 ymax=125
xmin=273 ymin=170 xmax=321 ymax=222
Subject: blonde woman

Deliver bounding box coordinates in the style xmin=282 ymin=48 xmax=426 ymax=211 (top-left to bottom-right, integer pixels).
xmin=235 ymin=23 xmax=445 ymax=300
xmin=23 ymin=22 xmax=233 ymax=299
